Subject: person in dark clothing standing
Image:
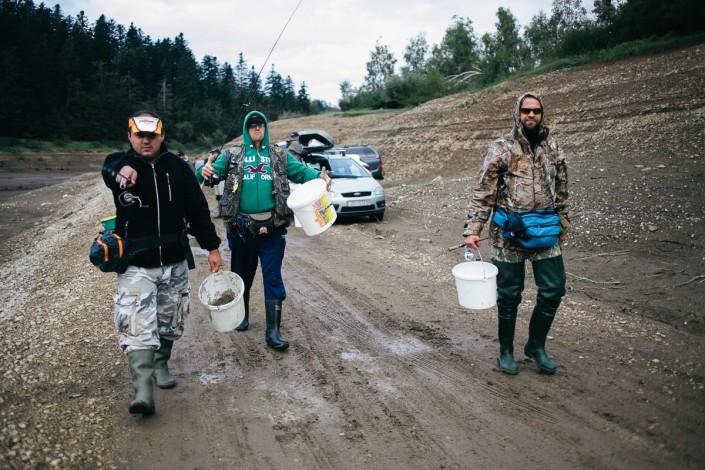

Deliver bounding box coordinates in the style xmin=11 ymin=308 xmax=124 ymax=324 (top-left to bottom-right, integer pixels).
xmin=102 ymin=111 xmax=222 ymax=415
xmin=464 ymin=93 xmax=570 ymax=375
xmin=198 ymin=111 xmax=330 ymax=351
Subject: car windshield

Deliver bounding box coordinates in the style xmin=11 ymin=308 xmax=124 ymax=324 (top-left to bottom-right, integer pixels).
xmin=318 ymin=158 xmax=369 ymax=178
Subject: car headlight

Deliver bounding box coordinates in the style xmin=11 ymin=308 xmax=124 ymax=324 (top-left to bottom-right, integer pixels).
xmin=328 ymin=190 xmax=341 ymax=199
xmin=373 ymin=186 xmax=384 ymax=196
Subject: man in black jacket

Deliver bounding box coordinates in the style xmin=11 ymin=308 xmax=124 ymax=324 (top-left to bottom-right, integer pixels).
xmin=102 ymin=111 xmax=222 ymax=415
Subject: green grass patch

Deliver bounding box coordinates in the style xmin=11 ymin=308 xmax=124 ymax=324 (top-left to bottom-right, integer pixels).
xmin=342 ymin=32 xmax=705 ymax=113
xmin=471 ymin=32 xmax=705 ymax=93
xmin=0 ymin=137 xmax=209 ymax=155
xmin=0 ymin=137 xmax=123 ymax=153
xmin=531 ymin=32 xmax=705 ymax=75
xmin=334 ymin=108 xmax=404 ymax=117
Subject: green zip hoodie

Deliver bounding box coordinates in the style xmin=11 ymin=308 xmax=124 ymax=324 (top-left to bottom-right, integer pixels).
xmin=197 ymin=111 xmax=319 ymax=213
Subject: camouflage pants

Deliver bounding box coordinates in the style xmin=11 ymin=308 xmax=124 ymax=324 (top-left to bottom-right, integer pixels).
xmin=114 ymin=260 xmax=190 ymax=353
xmin=491 ymin=244 xmax=562 ymax=263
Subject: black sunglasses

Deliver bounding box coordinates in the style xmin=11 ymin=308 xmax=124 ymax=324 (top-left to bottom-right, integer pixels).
xmin=520 ymin=107 xmax=542 ymax=115
xmin=248 ymin=122 xmax=265 ymax=129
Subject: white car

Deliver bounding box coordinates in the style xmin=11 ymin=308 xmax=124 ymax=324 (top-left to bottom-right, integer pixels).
xmin=304 ymin=154 xmax=385 ymax=221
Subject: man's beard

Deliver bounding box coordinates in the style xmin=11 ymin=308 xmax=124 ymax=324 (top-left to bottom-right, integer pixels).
xmin=522 ymin=123 xmax=541 ymax=140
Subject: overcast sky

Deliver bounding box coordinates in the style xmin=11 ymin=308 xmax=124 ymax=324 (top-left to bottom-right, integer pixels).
xmin=57 ymin=0 xmax=594 ymax=105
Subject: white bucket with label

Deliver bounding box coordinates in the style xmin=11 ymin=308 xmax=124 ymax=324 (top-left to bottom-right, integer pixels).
xmin=286 ymin=178 xmax=336 ymax=236
xmin=451 ymin=261 xmax=498 ymax=309
xmin=198 ymin=271 xmax=246 ymax=332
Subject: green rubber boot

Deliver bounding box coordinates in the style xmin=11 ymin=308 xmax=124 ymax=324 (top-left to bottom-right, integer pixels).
xmin=525 ymin=256 xmax=565 ymax=375
xmin=153 ymin=339 xmax=176 ymax=389
xmin=497 ymin=302 xmax=519 ymax=375
xmin=494 ymin=260 xmax=525 ymax=375
xmin=128 ymin=349 xmax=155 ymax=415
xmin=524 ymin=302 xmax=559 ymax=374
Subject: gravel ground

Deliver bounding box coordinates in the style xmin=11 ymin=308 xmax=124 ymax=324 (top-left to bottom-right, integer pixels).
xmin=1 ymin=42 xmax=704 ymax=468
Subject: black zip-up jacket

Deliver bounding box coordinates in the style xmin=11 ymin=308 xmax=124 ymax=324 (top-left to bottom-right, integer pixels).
xmin=102 ymin=145 xmax=220 ymax=268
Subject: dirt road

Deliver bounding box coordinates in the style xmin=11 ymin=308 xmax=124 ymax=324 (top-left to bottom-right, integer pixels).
xmin=114 ymin=209 xmax=704 ymax=469
xmin=0 ymin=171 xmax=703 ymax=469
xmin=2 ymin=43 xmax=705 ymax=468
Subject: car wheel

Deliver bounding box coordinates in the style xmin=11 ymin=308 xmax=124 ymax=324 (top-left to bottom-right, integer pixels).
xmin=372 ymin=210 xmax=385 ymax=222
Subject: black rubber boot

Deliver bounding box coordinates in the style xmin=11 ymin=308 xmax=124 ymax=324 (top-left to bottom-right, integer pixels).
xmin=153 ymin=339 xmax=176 ymax=389
xmin=127 ymin=349 xmax=155 ymax=415
xmin=497 ymin=302 xmax=519 ymax=375
xmin=264 ymin=299 xmax=289 ymax=351
xmin=235 ymin=289 xmax=250 ymax=331
xmin=524 ymin=304 xmax=558 ymax=374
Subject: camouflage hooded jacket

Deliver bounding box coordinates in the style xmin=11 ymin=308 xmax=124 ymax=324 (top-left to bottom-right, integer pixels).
xmin=463 ymin=92 xmax=570 ymax=248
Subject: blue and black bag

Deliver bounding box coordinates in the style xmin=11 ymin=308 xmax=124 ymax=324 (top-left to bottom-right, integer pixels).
xmin=89 ymin=231 xmax=130 ymax=273
xmin=89 ymin=229 xmax=194 ymax=273
xmin=492 ymin=208 xmax=561 ymax=250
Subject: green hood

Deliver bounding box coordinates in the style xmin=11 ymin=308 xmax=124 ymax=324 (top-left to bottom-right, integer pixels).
xmin=241 ymin=110 xmax=270 ymax=148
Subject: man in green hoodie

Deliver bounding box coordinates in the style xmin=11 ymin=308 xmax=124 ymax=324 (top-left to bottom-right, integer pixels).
xmin=198 ymin=111 xmax=330 ymax=350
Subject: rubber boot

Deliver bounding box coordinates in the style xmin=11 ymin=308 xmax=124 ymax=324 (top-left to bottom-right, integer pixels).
xmin=524 ymin=301 xmax=559 ymax=374
xmin=153 ymin=339 xmax=176 ymax=389
xmin=497 ymin=301 xmax=519 ymax=375
xmin=493 ymin=260 xmax=525 ymax=375
xmin=525 ymin=256 xmax=565 ymax=374
xmin=264 ymin=299 xmax=289 ymax=351
xmin=235 ymin=289 xmax=250 ymax=332
xmin=127 ymin=349 xmax=155 ymax=415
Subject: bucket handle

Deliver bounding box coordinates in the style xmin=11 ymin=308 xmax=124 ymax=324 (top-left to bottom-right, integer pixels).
xmin=467 ymin=248 xmax=490 ymax=280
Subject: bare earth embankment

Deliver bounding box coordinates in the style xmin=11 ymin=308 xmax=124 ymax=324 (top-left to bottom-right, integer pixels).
xmin=1 ymin=43 xmax=704 ymax=469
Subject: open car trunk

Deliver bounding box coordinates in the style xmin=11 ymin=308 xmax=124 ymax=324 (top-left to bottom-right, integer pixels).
xmin=298 ymin=129 xmax=335 ymax=153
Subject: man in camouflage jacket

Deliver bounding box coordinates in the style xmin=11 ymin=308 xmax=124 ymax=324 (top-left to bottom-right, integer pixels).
xmin=464 ymin=92 xmax=570 ymax=375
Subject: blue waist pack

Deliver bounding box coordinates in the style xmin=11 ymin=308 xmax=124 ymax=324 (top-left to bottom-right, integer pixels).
xmin=89 ymin=231 xmax=129 ymax=273
xmin=492 ymin=208 xmax=561 ymax=250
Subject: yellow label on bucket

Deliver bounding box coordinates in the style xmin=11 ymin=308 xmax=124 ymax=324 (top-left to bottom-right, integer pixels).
xmin=312 ymin=194 xmax=335 ymax=228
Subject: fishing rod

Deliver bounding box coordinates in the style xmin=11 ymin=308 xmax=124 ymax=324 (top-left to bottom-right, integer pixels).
xmin=218 ymin=0 xmax=305 ymax=151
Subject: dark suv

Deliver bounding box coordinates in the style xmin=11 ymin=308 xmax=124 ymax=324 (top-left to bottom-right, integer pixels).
xmin=330 ymin=145 xmax=384 ymax=179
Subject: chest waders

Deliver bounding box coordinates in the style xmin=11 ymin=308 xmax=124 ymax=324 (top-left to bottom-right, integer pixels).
xmin=494 ymin=138 xmax=566 ymax=376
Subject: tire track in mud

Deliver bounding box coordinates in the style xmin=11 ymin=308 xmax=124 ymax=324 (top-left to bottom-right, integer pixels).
xmin=283 ymin=239 xmax=572 ymax=468
xmin=285 ymin=242 xmax=557 ymax=423
xmin=283 ymin=234 xmax=671 ymax=469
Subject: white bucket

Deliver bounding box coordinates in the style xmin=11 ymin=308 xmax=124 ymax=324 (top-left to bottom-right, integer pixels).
xmin=286 ymin=179 xmax=336 ymax=236
xmin=451 ymin=261 xmax=498 ymax=309
xmin=198 ymin=271 xmax=246 ymax=332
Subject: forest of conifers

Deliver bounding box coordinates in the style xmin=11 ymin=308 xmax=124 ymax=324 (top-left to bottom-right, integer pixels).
xmin=0 ymin=0 xmax=703 ymax=145
xmin=0 ymin=0 xmax=319 ymax=145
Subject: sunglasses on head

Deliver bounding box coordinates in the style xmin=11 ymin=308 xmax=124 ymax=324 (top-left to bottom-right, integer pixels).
xmin=520 ymin=107 xmax=542 ymax=115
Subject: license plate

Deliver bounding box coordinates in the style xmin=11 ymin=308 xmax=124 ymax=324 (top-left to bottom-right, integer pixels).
xmin=347 ymin=199 xmax=370 ymax=207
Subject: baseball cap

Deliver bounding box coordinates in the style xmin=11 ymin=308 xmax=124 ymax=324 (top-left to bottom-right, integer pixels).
xmin=246 ymin=114 xmax=266 ymax=128
xmin=128 ymin=115 xmax=164 ymax=135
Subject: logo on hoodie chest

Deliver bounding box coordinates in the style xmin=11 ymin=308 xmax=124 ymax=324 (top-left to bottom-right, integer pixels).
xmin=243 ymin=155 xmax=272 ymax=180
